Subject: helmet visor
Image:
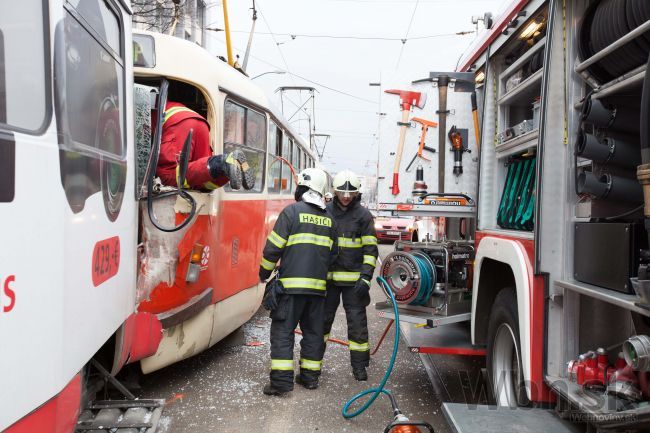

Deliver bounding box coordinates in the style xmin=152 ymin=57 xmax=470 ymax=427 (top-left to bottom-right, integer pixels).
xmin=334 ymin=180 xmax=359 ymax=193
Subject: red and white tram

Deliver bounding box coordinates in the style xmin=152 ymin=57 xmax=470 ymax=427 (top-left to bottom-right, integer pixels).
xmin=129 ymin=30 xmax=318 ymax=373
xmin=0 ymin=2 xmax=316 ymax=430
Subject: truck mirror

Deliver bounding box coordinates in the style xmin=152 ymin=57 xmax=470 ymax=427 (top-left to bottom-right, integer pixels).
xmin=177 ymin=129 xmax=193 ymax=189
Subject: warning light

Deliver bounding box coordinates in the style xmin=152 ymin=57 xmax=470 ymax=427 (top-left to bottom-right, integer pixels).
xmin=190 ymin=244 xmax=204 ymax=264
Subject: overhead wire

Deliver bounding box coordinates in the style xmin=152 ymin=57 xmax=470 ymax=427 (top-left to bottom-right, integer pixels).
xmin=395 ymin=0 xmax=420 ymax=69
xmin=205 ymin=30 xmax=375 ymax=105
xmin=224 ymin=30 xmax=474 ymax=42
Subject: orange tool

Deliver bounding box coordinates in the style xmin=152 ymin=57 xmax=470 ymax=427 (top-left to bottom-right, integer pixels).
xmin=411 ymin=117 xmax=438 ymax=160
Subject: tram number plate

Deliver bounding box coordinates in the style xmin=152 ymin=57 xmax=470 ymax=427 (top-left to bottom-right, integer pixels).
xmin=92 ymin=236 xmax=120 ymax=287
xmin=387 ymin=231 xmax=400 ymax=236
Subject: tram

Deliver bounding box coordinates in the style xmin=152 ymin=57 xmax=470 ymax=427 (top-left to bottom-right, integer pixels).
xmin=130 ymin=30 xmax=318 ymax=373
xmin=0 ymin=2 xmax=316 ymax=429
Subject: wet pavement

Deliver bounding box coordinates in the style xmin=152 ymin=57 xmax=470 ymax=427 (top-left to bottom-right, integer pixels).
xmin=136 ymin=245 xmax=487 ymax=433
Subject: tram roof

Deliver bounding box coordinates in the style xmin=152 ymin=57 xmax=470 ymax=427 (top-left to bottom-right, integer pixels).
xmin=133 ymin=30 xmax=314 ymax=157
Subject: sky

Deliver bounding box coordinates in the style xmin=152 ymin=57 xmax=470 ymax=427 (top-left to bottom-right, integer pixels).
xmin=203 ymin=0 xmax=510 ymax=178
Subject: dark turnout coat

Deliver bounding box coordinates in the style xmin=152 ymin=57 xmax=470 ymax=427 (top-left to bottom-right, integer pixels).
xmin=326 ymin=197 xmax=378 ymax=286
xmin=259 ymin=201 xmax=338 ymax=296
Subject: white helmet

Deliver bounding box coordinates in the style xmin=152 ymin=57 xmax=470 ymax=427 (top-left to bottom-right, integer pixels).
xmin=297 ymin=168 xmax=328 ymax=197
xmin=333 ymin=170 xmax=361 ymax=193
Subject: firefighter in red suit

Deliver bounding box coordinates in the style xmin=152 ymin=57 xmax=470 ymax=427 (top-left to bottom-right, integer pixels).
xmin=156 ymin=101 xmax=254 ymax=190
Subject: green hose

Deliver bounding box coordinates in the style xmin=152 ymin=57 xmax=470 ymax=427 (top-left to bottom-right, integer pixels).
xmin=342 ymin=276 xmax=400 ymax=419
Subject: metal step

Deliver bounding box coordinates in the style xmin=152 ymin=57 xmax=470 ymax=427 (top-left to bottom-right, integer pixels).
xmin=442 ymin=402 xmax=584 ymax=433
xmin=375 ymin=301 xmax=471 ymax=327
xmin=75 ymin=399 xmax=165 ymax=433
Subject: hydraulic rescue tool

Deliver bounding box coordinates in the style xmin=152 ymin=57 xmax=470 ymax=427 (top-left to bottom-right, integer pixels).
xmin=405 ymin=117 xmax=438 ymax=172
xmin=385 ymin=89 xmax=426 ymax=196
xmin=412 ymin=165 xmax=428 ymax=198
xmin=448 ymin=125 xmax=470 ymax=176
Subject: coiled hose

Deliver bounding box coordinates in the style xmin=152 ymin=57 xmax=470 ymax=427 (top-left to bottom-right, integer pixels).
xmin=342 ymin=276 xmax=400 ymax=419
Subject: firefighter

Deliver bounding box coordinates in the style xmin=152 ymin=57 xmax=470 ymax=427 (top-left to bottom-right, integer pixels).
xmin=156 ymin=101 xmax=254 ymax=190
xmin=323 ymin=169 xmax=378 ymax=381
xmin=259 ymin=168 xmax=338 ymax=396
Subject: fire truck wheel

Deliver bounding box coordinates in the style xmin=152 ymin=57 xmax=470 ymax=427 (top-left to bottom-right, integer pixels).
xmin=486 ymin=288 xmax=530 ymax=408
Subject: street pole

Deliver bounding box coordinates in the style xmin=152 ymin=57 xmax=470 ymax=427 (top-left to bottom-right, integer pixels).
xmin=222 ymin=0 xmax=234 ymax=66
xmin=242 ymin=0 xmax=257 ymax=72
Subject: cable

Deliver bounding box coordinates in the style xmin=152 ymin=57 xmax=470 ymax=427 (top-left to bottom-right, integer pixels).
xmin=395 ymin=0 xmax=419 ymax=69
xmin=204 ymin=33 xmax=376 ymax=105
xmin=342 ymin=276 xmax=399 ymax=419
xmin=254 ymin=0 xmax=295 ymax=88
xmin=370 ymin=320 xmax=395 ymax=356
xmin=602 ymin=205 xmax=643 ymax=221
xmin=225 ymin=30 xmax=474 ymax=42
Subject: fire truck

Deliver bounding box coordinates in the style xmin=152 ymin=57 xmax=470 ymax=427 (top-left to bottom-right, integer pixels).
xmin=375 ymin=0 xmax=650 ymax=431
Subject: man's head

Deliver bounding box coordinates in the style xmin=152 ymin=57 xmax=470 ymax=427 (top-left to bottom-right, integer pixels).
xmin=295 ymin=167 xmax=328 ymax=201
xmin=324 ymin=192 xmax=333 ymax=203
xmin=332 ymin=169 xmax=361 ymax=207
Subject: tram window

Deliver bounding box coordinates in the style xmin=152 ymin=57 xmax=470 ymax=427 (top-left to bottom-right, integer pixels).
xmin=267 ymin=121 xmax=282 ymax=194
xmin=68 ymin=0 xmax=120 ymax=54
xmin=246 ymin=110 xmax=266 ymax=150
xmin=224 ymin=102 xmax=245 ymax=144
xmin=56 ymin=0 xmax=125 ymax=158
xmin=281 ymin=135 xmax=292 ymax=193
xmin=0 ymin=0 xmax=49 ymax=133
xmin=291 ymin=142 xmax=300 ymax=188
xmin=223 ymin=100 xmax=265 ymax=192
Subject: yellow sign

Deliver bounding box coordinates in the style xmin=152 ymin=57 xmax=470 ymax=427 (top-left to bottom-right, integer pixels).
xmin=299 ymin=213 xmax=332 ymax=227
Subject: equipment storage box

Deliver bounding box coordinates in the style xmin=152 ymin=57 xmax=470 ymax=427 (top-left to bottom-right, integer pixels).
xmin=376 ymin=72 xmax=478 ymax=217
xmin=573 ymin=222 xmax=645 ymax=294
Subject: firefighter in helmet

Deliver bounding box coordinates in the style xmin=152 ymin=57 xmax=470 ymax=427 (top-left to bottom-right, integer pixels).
xmin=323 ymin=169 xmax=378 ymax=381
xmin=259 ymin=168 xmax=338 ymax=395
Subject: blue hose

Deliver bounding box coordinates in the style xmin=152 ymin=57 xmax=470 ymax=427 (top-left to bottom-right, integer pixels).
xmin=342 ymin=276 xmax=400 ymax=419
xmin=411 ymin=254 xmax=435 ymax=306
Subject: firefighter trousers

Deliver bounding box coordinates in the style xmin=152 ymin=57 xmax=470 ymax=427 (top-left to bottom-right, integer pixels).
xmin=269 ymin=294 xmax=325 ymax=391
xmin=323 ymin=283 xmax=370 ymax=369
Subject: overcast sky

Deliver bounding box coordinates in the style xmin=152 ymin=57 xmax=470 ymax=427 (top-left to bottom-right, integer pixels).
xmin=204 ymin=0 xmax=509 ymax=177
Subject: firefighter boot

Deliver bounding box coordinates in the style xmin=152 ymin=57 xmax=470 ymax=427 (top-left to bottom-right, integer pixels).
xmin=353 ymin=367 xmax=368 ymax=381
xmin=295 ymin=374 xmax=319 ymax=390
xmin=234 ymin=150 xmax=255 ymax=190
xmin=263 ymin=383 xmax=290 ymax=396
xmin=226 ymin=149 xmax=255 ymax=190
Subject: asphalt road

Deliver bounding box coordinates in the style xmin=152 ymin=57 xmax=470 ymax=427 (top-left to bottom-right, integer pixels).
xmin=135 ymin=244 xmax=486 ymax=433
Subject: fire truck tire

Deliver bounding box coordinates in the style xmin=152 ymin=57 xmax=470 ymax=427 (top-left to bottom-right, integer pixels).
xmin=486 ymin=288 xmax=530 ymax=408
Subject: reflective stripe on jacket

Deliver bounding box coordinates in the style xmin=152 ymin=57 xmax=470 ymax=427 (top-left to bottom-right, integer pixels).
xmin=327 ymin=197 xmax=378 ymax=286
xmin=259 ymin=201 xmax=338 ymax=296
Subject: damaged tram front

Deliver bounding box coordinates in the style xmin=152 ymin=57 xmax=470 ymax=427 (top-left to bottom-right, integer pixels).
xmin=130 ymin=31 xmax=317 ymax=373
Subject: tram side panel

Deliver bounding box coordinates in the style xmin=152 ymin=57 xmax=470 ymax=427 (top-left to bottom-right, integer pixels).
xmin=0 ymin=1 xmax=137 ymax=431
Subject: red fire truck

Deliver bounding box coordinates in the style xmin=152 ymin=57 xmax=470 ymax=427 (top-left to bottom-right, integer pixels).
xmin=375 ymin=0 xmax=650 ymax=431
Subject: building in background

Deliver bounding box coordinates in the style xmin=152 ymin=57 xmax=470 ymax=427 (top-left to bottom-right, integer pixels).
xmin=132 ymin=0 xmax=208 ymax=46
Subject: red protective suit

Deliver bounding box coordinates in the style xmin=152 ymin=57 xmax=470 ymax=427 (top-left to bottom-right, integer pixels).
xmin=156 ymin=102 xmax=228 ymax=189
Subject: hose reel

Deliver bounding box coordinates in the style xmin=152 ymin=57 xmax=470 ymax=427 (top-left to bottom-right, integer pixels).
xmin=380 ymin=251 xmax=436 ymax=305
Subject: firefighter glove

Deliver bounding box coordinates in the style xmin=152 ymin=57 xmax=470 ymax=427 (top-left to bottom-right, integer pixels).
xmin=353 ymin=277 xmax=371 ymax=298
xmin=262 ymin=278 xmax=285 ymax=311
